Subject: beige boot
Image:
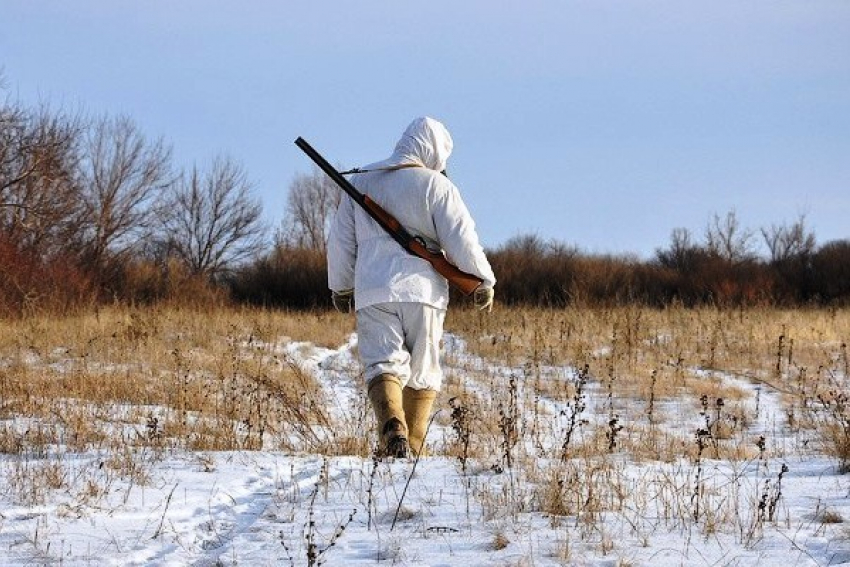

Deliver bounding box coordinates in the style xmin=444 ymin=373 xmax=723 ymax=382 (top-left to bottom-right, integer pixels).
xmin=403 ymin=387 xmax=437 ymax=457
xmin=367 ymin=374 xmax=409 ymax=458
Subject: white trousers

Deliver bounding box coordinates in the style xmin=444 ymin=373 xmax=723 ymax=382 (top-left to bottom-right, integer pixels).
xmin=356 ymin=302 xmax=447 ymax=391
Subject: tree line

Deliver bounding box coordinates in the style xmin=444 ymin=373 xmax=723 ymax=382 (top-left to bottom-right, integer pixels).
xmin=236 ymin=178 xmax=850 ymax=309
xmin=1 ymin=76 xmax=264 ymax=315
xmin=2 ymin=77 xmax=848 ymax=315
xmin=233 ymin=213 xmax=850 ymax=310
xmin=487 ymin=218 xmax=850 ymax=308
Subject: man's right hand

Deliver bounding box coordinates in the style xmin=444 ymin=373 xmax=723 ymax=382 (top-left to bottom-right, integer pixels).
xmin=332 ymin=289 xmax=354 ymax=313
xmin=473 ymin=287 xmax=494 ymax=312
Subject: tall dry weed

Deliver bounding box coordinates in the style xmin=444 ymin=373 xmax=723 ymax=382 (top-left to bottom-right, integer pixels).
xmin=2 ymin=303 xmax=849 ymax=548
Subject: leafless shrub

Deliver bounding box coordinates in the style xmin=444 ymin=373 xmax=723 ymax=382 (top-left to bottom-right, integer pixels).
xmin=280 ymin=458 xmax=357 ymax=567
xmin=1 ymin=100 xmax=84 ymax=255
xmin=279 ymin=166 xmax=341 ymax=253
xmin=560 ymin=364 xmax=588 ymax=461
xmin=156 ymin=156 xmax=265 ymax=279
xmin=448 ymin=396 xmax=472 ymax=474
xmin=812 ymin=385 xmax=850 ymax=472
xmin=229 ymin=245 xmax=329 ymax=309
xmin=705 ymin=209 xmax=756 ymax=264
xmin=78 ymin=114 xmax=174 ymax=274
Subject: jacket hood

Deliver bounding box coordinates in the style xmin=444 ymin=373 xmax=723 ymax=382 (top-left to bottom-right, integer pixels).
xmin=375 ymin=117 xmax=454 ymax=173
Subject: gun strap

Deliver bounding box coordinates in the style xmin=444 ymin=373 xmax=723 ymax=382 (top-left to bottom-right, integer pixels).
xmin=339 ymin=163 xmax=422 ymax=175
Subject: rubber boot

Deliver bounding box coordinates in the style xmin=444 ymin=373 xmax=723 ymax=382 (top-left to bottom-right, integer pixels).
xmin=403 ymin=387 xmax=437 ymax=457
xmin=367 ymin=374 xmax=410 ymax=458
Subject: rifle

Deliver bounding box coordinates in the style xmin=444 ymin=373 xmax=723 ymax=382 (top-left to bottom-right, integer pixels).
xmin=295 ymin=137 xmax=483 ymax=296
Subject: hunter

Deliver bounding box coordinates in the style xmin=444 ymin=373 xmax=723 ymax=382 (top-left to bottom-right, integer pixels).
xmin=327 ymin=116 xmax=496 ymax=458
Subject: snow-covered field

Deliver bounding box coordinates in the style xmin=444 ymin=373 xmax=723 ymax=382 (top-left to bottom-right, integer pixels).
xmin=2 ymin=322 xmax=850 ymax=566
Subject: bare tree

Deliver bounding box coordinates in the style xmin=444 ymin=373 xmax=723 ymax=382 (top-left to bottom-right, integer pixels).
xmin=656 ymin=227 xmax=700 ymax=272
xmin=279 ymin=166 xmax=340 ymax=252
xmin=705 ymin=210 xmax=755 ymax=263
xmin=761 ymin=214 xmax=816 ymax=264
xmin=78 ymin=114 xmax=173 ymax=269
xmin=159 ymin=156 xmax=265 ymax=277
xmin=1 ymin=97 xmax=84 ymax=256
xmin=500 ymin=233 xmax=549 ymax=257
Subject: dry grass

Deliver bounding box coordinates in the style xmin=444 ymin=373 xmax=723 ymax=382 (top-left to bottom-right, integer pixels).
xmin=2 ymin=303 xmax=849 ymax=544
xmin=5 ymin=305 xmax=847 ymax=463
xmin=448 ymin=305 xmax=849 ymax=392
xmin=0 ymin=306 xmax=357 ymax=457
xmin=447 ymin=306 xmax=850 ymax=454
xmin=434 ymin=304 xmax=850 ymax=542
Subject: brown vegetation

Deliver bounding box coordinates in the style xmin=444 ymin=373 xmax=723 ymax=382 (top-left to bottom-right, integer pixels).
xmin=0 ymin=307 xmax=356 ymax=456
xmin=1 ymin=77 xmax=265 ymax=317
xmin=2 ymin=303 xmax=849 ymax=550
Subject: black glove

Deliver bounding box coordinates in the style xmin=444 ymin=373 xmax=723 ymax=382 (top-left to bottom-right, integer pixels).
xmin=331 ymin=289 xmax=354 ymax=313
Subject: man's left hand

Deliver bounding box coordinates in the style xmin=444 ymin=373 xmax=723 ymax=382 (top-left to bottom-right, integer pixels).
xmin=332 ymin=289 xmax=354 ymax=313
xmin=474 ymin=287 xmax=494 ymax=312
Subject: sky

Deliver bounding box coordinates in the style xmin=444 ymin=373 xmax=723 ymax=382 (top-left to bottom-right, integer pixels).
xmin=1 ymin=1 xmax=849 ymax=258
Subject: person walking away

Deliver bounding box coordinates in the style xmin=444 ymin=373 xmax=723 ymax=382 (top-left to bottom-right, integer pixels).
xmin=327 ymin=116 xmax=496 ymax=458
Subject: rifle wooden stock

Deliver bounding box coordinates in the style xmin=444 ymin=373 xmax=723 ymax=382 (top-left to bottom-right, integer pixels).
xmin=408 ymin=238 xmax=484 ymax=296
xmin=295 ymin=136 xmax=483 ymax=296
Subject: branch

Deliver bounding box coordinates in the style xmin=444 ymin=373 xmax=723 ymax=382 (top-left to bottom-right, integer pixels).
xmin=0 ymin=202 xmax=42 ymax=216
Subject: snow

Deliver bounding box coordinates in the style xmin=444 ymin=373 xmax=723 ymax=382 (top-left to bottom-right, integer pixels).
xmin=2 ymin=332 xmax=850 ymax=566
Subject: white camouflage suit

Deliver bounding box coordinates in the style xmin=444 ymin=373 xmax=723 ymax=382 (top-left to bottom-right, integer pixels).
xmin=327 ymin=117 xmax=496 ymax=391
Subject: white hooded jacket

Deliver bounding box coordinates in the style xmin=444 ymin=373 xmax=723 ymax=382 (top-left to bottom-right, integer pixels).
xmin=327 ymin=117 xmax=496 ymax=311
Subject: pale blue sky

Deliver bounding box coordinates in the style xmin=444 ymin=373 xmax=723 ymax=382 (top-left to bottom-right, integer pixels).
xmin=2 ymin=1 xmax=848 ymax=257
